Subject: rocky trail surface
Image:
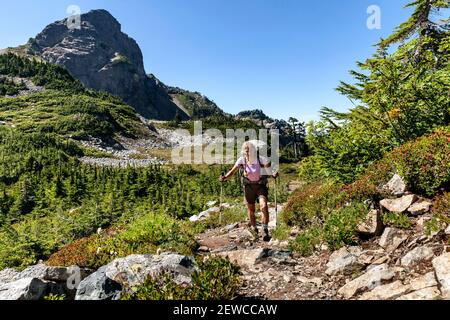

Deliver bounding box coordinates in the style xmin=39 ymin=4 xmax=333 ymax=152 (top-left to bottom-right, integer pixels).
xmin=196 ymin=211 xmax=337 ymax=300
xmin=193 ymin=174 xmax=450 ymax=300
xmin=194 ymin=203 xmax=450 ymax=300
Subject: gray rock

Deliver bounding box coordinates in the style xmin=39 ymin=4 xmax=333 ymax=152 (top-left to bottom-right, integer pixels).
xmin=379 ymin=228 xmax=408 ymax=252
xmin=396 ymin=287 xmax=441 ymax=300
xmin=75 ymin=253 xmax=198 ymax=300
xmin=0 ymin=278 xmax=47 ymax=300
xmin=337 ymin=264 xmax=395 ymax=299
xmin=383 ymin=174 xmax=407 ymax=196
xmin=0 ymin=268 xmax=20 ymax=285
xmin=325 ymin=247 xmax=365 ymax=276
xmin=359 ymin=280 xmax=410 ymax=300
xmin=400 ymin=246 xmax=434 ymax=267
xmin=105 ymin=253 xmax=197 ymax=287
xmin=217 ymin=248 xmax=268 ymax=268
xmin=18 ymin=264 xmax=87 ymax=282
xmin=407 ymin=200 xmax=432 ymax=216
xmin=380 ymin=195 xmax=417 ymax=213
xmin=223 ymin=223 xmax=240 ymax=232
xmin=432 ymin=252 xmax=450 ymax=298
xmin=355 ymin=209 xmax=383 ymax=237
xmin=75 ymin=266 xmax=122 ymax=301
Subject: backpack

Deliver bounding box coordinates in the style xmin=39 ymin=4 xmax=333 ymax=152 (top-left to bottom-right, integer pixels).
xmin=238 ymin=149 xmax=269 ymax=186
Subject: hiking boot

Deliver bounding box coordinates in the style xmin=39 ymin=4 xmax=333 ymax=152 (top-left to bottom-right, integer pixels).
xmin=263 ymin=228 xmax=271 ymax=242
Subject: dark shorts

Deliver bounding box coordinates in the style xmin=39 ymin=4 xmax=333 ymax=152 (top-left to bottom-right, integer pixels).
xmin=244 ymin=184 xmax=268 ymax=204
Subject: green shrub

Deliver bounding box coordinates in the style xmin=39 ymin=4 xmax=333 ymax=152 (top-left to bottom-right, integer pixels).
xmin=43 ymin=294 xmax=66 ymax=300
xmin=432 ymin=192 xmax=450 ymax=224
xmin=47 ymin=212 xmax=198 ymax=269
xmin=289 ymin=227 xmax=321 ymax=257
xmin=281 ymin=180 xmax=344 ymax=227
xmin=297 ymin=156 xmax=327 ymax=183
xmin=389 ymin=129 xmax=450 ymax=196
xmin=121 ymin=257 xmax=242 ymax=300
xmin=322 ymin=202 xmax=367 ymax=250
xmin=382 ymin=212 xmax=413 ymax=229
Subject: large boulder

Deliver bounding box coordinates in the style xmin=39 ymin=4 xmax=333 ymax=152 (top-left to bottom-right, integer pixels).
xmin=105 ymin=253 xmax=197 ymax=287
xmin=75 ymin=266 xmax=122 ymax=301
xmin=380 ymin=195 xmax=417 ymax=213
xmin=0 ymin=278 xmax=47 ymax=300
xmin=337 ymin=264 xmax=395 ymax=299
xmin=432 ymin=252 xmax=450 ymax=298
xmin=400 ymin=246 xmax=434 ymax=267
xmin=0 ymin=263 xmax=90 ymax=300
xmin=383 ymin=174 xmax=407 ymax=196
xmin=325 ymin=247 xmax=365 ymax=276
xmin=0 ymin=268 xmax=20 ymax=285
xmin=17 ymin=263 xmax=87 ymax=283
xmin=75 ymin=253 xmax=198 ymax=300
xmin=379 ymin=228 xmax=408 ymax=252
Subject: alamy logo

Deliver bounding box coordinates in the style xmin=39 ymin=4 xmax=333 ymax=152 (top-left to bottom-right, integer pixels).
xmin=171 ymin=121 xmax=280 ymax=173
xmin=67 ymin=5 xmax=81 ymax=30
xmin=367 ymin=5 xmax=381 ymax=30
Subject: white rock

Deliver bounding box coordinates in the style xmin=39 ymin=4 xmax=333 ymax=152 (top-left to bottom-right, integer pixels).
xmin=359 ymin=280 xmax=410 ymax=300
xmin=409 ymin=272 xmax=438 ymax=291
xmin=337 ymin=264 xmax=395 ymax=299
xmin=380 ymin=195 xmax=417 ymax=213
xmin=379 ymin=228 xmax=408 ymax=252
xmin=325 ymin=246 xmax=365 ymax=276
xmin=0 ymin=268 xmax=20 ymax=285
xmin=189 ymin=215 xmax=199 ymax=222
xmin=396 ymin=287 xmax=441 ymax=300
xmin=206 ymin=200 xmax=218 ymax=207
xmin=400 ymin=246 xmax=434 ymax=267
xmin=445 ymin=224 xmax=450 ymax=235
xmin=432 ymin=252 xmax=450 ymax=298
xmin=407 ymin=200 xmax=432 ymax=216
xmin=383 ymin=174 xmax=407 ymax=196
xmin=0 ymin=278 xmax=47 ymax=300
xmin=107 ymin=253 xmax=198 ymax=287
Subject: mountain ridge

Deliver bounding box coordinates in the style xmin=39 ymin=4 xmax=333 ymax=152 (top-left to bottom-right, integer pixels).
xmin=9 ymin=9 xmax=189 ymax=121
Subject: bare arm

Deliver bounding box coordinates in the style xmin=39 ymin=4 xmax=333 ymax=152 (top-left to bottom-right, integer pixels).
xmin=221 ymin=164 xmax=240 ymax=181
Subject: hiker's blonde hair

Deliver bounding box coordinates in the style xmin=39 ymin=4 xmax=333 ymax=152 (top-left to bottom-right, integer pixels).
xmin=241 ymin=141 xmax=257 ymax=163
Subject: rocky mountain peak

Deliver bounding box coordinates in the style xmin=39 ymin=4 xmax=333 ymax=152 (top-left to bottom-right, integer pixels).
xmin=27 ymin=9 xmax=187 ymax=120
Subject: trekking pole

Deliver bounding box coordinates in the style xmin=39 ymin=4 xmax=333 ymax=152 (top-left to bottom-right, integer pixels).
xmin=274 ymin=173 xmax=278 ymax=228
xmin=219 ymin=172 xmax=225 ymax=225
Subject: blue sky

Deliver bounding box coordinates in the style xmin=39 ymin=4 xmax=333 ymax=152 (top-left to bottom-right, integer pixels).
xmin=0 ymin=0 xmax=422 ymax=121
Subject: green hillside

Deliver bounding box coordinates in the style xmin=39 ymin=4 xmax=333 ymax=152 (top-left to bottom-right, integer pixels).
xmin=0 ymin=53 xmax=148 ymax=140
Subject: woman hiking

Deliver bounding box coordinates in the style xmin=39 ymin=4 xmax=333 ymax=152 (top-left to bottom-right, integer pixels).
xmin=220 ymin=141 xmax=279 ymax=242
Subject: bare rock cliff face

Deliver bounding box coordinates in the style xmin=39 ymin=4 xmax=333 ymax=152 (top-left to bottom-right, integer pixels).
xmin=28 ymin=9 xmax=187 ymax=120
